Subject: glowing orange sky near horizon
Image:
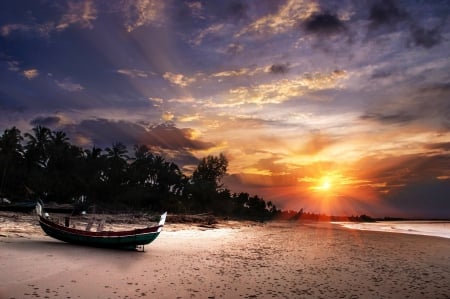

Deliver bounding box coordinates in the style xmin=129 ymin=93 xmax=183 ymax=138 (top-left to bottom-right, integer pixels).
xmin=222 ymin=151 xmax=410 ymax=216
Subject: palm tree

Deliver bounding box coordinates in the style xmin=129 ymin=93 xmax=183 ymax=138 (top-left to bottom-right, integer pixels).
xmin=128 ymin=145 xmax=154 ymax=186
xmin=45 ymin=130 xmax=84 ymax=202
xmin=0 ymin=127 xmax=24 ymax=198
xmin=24 ymin=125 xmax=51 ymax=169
xmin=147 ymin=155 xmax=183 ymax=211
xmin=81 ymin=146 xmax=106 ymax=203
xmin=103 ymin=142 xmax=129 ymax=203
xmin=23 ymin=126 xmax=52 ymax=198
xmin=47 ymin=131 xmax=71 ymax=169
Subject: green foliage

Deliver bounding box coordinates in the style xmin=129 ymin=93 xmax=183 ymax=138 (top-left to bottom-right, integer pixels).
xmin=0 ymin=126 xmax=277 ymax=220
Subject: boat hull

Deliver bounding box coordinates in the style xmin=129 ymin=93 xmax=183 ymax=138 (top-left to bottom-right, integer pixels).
xmin=39 ymin=218 xmax=162 ymax=248
xmin=0 ymin=201 xmax=36 ymax=212
xmin=36 ymin=201 xmax=166 ymax=249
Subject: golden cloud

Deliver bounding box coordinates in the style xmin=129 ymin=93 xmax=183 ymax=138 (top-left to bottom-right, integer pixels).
xmin=2 ymin=1 xmax=97 ymax=37
xmin=178 ymin=114 xmax=201 ymax=122
xmin=211 ymin=66 xmax=266 ymax=79
xmin=167 ymin=97 xmax=197 ymax=104
xmin=212 ymin=68 xmax=252 ymax=78
xmin=23 ymin=69 xmax=39 ymax=80
xmin=163 ymin=72 xmax=196 ymax=87
xmin=227 ymin=70 xmax=347 ymax=106
xmin=191 ymin=23 xmax=225 ymax=46
xmin=161 ymin=111 xmax=174 ymax=121
xmin=236 ymin=0 xmax=319 ymax=37
xmin=122 ymin=0 xmax=165 ymax=32
xmin=148 ymin=97 xmax=164 ymax=107
xmin=57 ymin=0 xmax=97 ymax=31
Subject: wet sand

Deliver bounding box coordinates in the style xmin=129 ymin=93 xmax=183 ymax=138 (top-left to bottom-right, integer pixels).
xmin=1 ymin=214 xmax=449 ymax=299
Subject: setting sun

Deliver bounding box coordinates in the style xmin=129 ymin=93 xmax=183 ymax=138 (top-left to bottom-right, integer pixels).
xmin=315 ymin=176 xmax=332 ymax=191
xmin=306 ymin=170 xmax=365 ymax=195
xmin=307 ymin=172 xmax=343 ymax=193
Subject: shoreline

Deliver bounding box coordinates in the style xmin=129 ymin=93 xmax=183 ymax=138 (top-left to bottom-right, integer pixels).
xmin=2 ymin=210 xmax=450 ymax=241
xmin=334 ymin=220 xmax=450 ymax=239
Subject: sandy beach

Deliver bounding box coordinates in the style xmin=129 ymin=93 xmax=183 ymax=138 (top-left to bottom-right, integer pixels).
xmin=1 ymin=212 xmax=449 ymax=299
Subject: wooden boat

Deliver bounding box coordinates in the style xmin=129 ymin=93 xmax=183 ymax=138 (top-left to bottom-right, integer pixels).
xmin=0 ymin=200 xmax=36 ymax=212
xmin=35 ymin=201 xmax=166 ymax=250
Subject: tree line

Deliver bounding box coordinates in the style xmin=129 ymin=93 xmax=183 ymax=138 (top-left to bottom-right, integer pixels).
xmin=0 ymin=126 xmax=279 ymax=220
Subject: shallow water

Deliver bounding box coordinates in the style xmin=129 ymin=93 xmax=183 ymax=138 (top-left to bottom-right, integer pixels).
xmin=336 ymin=221 xmax=450 ymax=239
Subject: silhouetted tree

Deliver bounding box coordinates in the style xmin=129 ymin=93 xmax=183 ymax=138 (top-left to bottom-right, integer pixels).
xmin=246 ymin=194 xmax=268 ymax=221
xmin=103 ymin=142 xmax=129 ymax=203
xmin=0 ymin=126 xmax=279 ymax=220
xmin=80 ymin=146 xmax=107 ymax=204
xmin=45 ymin=130 xmax=84 ymax=202
xmin=191 ymin=153 xmax=228 ymax=190
xmin=24 ymin=126 xmax=51 ymax=168
xmin=23 ymin=126 xmax=52 ymax=197
xmin=189 ymin=153 xmax=228 ymax=212
xmin=0 ymin=127 xmax=25 ymax=199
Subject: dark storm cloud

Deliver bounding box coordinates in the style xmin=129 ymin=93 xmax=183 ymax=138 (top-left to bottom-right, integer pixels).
xmin=73 ymin=119 xmax=214 ymax=151
xmin=409 ymin=26 xmax=443 ymax=49
xmin=62 ymin=119 xmax=213 ymax=168
xmin=304 ymin=13 xmax=345 ymax=35
xmin=424 ymin=142 xmax=450 ymax=152
xmin=226 ymin=1 xmax=248 ymax=20
xmin=224 ymin=172 xmax=298 ymax=189
xmin=383 ymin=178 xmax=450 ymax=218
xmin=360 ymin=111 xmax=418 ymax=125
xmin=369 ymin=154 xmax=450 ymax=189
xmin=226 ymin=43 xmax=244 ymax=56
xmin=409 ymin=154 xmax=450 ymax=180
xmin=142 ymin=123 xmax=215 ymax=150
xmin=355 ymin=154 xmax=450 ymax=217
xmin=370 ymin=69 xmax=393 ymax=79
xmin=184 ymin=0 xmax=248 ymax=21
xmin=252 ymin=155 xmax=287 ymax=175
xmin=269 ymin=63 xmax=289 ymax=74
xmin=168 ymin=151 xmax=200 ymax=170
xmin=73 ymin=119 xmax=143 ymax=147
xmin=414 ymin=82 xmax=450 ymax=127
xmin=419 ymin=82 xmax=450 ymax=95
xmin=30 ymin=115 xmax=61 ymax=128
xmin=366 ymin=1 xmax=447 ymax=50
xmin=369 ymin=0 xmax=407 ymax=28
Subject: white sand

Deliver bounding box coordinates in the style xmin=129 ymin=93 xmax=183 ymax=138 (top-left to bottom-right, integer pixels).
xmin=1 ymin=214 xmax=450 ymax=299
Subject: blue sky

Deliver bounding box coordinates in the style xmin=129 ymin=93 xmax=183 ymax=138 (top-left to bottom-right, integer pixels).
xmin=1 ymin=0 xmax=449 ymax=217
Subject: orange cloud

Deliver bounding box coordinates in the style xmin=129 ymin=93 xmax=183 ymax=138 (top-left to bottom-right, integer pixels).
xmin=23 ymin=69 xmax=39 ymax=80
xmin=57 ymin=0 xmax=97 ymax=31
xmin=163 ymin=72 xmax=196 ymax=87
xmin=226 ymin=70 xmax=347 ymax=106
xmin=236 ymin=0 xmax=319 ymax=37
xmin=122 ymin=0 xmax=165 ymax=32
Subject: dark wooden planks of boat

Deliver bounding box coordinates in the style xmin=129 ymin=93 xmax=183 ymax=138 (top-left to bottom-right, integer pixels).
xmin=35 ymin=201 xmax=166 ymax=251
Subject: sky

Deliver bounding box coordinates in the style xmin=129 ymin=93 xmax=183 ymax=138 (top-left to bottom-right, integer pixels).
xmin=1 ymin=0 xmax=449 ymax=218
